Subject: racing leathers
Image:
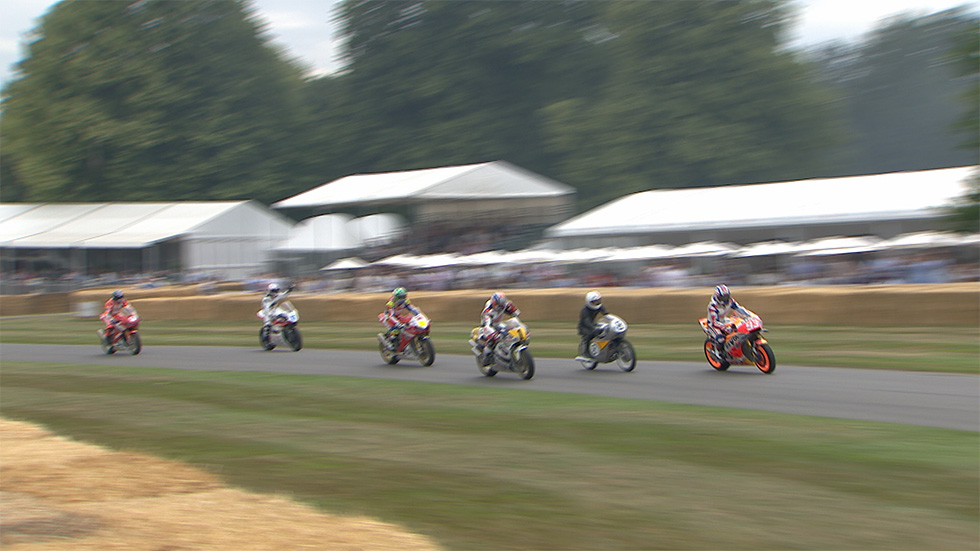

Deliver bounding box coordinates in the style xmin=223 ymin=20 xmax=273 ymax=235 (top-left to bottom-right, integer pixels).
xmin=381 ymin=297 xmax=422 ymax=345
xmin=706 ymin=295 xmax=752 ymax=349
xmin=101 ymin=297 xmax=131 ymax=341
xmin=578 ymin=303 xmax=609 ymax=357
xmin=260 ymin=287 xmax=292 ymax=325
xmin=479 ymin=298 xmax=520 ymax=363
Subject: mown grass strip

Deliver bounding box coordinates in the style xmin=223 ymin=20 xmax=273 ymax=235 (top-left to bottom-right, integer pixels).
xmin=2 ymin=362 xmax=977 ymax=550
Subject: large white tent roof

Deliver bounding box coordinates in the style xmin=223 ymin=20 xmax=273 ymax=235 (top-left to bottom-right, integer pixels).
xmin=546 ymin=166 xmax=977 ymax=239
xmin=0 ymin=201 xmax=283 ymax=249
xmin=273 ymin=160 xmax=575 ymax=210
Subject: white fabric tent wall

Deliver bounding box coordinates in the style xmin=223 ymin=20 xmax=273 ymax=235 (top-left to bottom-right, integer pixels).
xmin=545 ymin=166 xmax=977 ymax=247
xmin=276 ymin=214 xmax=359 ymax=251
xmin=347 ymin=213 xmax=407 ymax=246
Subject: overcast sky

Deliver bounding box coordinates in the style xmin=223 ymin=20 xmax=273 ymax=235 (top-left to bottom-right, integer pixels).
xmin=1 ymin=0 xmax=976 ymax=88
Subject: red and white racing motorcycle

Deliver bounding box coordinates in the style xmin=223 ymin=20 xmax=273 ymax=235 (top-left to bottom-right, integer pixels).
xmin=98 ymin=306 xmax=142 ymax=355
xmin=377 ymin=312 xmax=435 ymax=366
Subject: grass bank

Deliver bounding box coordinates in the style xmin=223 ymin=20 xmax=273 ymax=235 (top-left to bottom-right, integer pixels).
xmin=2 ymin=362 xmax=977 ymax=550
xmin=3 ymin=315 xmax=978 ymax=372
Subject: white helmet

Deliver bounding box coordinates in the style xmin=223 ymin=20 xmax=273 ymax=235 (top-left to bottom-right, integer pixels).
xmin=586 ymin=290 xmax=602 ymax=309
xmin=266 ymin=282 xmax=281 ymax=295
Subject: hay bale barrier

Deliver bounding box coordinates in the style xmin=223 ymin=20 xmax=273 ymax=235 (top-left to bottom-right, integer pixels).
xmin=0 ymin=283 xmax=976 ymax=326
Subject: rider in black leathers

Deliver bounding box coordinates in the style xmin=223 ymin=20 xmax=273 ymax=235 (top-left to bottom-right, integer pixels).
xmin=578 ymin=291 xmax=608 ymax=358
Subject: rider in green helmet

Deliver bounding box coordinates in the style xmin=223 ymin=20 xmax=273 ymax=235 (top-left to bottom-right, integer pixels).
xmin=381 ymin=287 xmax=421 ymax=347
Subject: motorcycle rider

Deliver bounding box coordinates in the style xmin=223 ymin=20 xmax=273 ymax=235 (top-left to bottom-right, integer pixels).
xmin=380 ymin=287 xmax=421 ymax=349
xmin=578 ymin=290 xmax=609 ymax=358
xmin=100 ymin=289 xmax=130 ymax=346
xmin=260 ymin=281 xmax=294 ymax=326
xmin=706 ymin=284 xmax=752 ymax=351
xmin=479 ymin=291 xmax=521 ymax=365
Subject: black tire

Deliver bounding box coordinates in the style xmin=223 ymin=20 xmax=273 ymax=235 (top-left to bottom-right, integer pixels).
xmin=101 ymin=336 xmax=115 ymax=355
xmin=579 ymin=341 xmax=597 ymax=370
xmin=380 ymin=340 xmax=399 ymax=364
xmin=704 ymin=339 xmax=729 ymax=371
xmin=126 ymin=332 xmax=142 ymax=355
xmin=259 ymin=326 xmax=275 ymax=350
xmin=414 ymin=338 xmax=435 ymax=367
xmin=284 ymin=325 xmax=302 ymax=351
xmin=477 ymin=354 xmax=496 ymax=377
xmin=616 ymin=340 xmax=636 ymax=372
xmin=515 ymin=349 xmax=535 ymax=380
xmin=755 ymin=343 xmax=776 ymax=374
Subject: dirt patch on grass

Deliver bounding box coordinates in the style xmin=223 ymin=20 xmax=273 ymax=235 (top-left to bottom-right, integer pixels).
xmin=0 ymin=418 xmax=443 ymax=550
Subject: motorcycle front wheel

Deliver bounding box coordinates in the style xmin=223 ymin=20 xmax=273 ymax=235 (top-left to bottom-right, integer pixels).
xmin=703 ymin=340 xmax=729 ymax=371
xmin=284 ymin=325 xmax=302 ymax=351
xmin=413 ymin=338 xmax=435 ymax=367
xmin=124 ymin=332 xmax=142 ymax=355
xmin=754 ymin=342 xmax=776 ymax=374
xmin=514 ymin=349 xmax=535 ymax=380
xmin=616 ymin=340 xmax=636 ymax=372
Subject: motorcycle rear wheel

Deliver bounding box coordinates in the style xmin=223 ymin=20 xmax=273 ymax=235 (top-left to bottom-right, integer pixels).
xmin=380 ymin=340 xmax=399 ymax=364
xmin=259 ymin=326 xmax=275 ymax=350
xmin=579 ymin=341 xmax=597 ymax=370
xmin=476 ymin=354 xmax=497 ymax=377
xmin=703 ymin=340 xmax=730 ymax=371
xmin=100 ymin=335 xmax=116 ymax=355
xmin=616 ymin=340 xmax=636 ymax=372
xmin=754 ymin=343 xmax=776 ymax=374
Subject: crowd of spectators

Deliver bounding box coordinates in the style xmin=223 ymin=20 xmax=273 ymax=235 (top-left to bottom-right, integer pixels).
xmin=2 ymin=248 xmax=976 ymax=297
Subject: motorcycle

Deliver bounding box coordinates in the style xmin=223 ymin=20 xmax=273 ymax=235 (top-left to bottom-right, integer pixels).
xmin=98 ymin=306 xmax=142 ymax=355
xmin=574 ymin=314 xmax=636 ymax=372
xmin=468 ymin=317 xmax=535 ymax=380
xmin=258 ymin=300 xmax=302 ymax=351
xmin=377 ymin=312 xmax=435 ymax=366
xmin=698 ymin=311 xmax=775 ymax=374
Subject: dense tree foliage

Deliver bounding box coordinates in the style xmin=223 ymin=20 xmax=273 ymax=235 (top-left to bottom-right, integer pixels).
xmin=808 ymin=8 xmax=978 ymax=177
xmin=1 ymin=0 xmax=974 ymax=213
xmin=1 ymin=0 xmax=312 ymax=203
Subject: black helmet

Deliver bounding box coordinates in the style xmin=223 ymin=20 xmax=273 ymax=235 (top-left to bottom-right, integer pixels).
xmin=112 ymin=290 xmax=125 ymax=301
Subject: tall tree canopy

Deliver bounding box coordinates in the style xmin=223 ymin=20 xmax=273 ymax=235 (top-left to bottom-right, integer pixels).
xmin=808 ymin=7 xmax=978 ymax=176
xmin=1 ymin=0 xmax=311 ymax=203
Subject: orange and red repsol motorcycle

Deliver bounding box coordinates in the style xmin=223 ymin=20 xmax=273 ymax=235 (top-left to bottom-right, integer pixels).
xmin=698 ymin=311 xmax=775 ymax=374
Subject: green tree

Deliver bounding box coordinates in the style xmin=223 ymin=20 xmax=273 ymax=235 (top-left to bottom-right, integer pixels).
xmin=324 ymin=0 xmax=608 ymax=177
xmin=809 ymin=8 xmax=978 ymax=176
xmin=1 ymin=0 xmax=312 ymax=203
xmin=542 ymin=0 xmax=841 ymax=208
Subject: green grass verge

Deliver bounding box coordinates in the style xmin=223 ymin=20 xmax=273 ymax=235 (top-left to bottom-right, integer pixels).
xmin=3 ymin=315 xmax=978 ymax=372
xmin=2 ymin=362 xmax=977 ymax=550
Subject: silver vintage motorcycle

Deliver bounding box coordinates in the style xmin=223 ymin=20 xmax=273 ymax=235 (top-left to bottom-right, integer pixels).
xmin=574 ymin=314 xmax=636 ymax=372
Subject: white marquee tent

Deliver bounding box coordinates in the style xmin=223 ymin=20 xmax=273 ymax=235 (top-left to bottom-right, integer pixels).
xmin=0 ymin=201 xmax=293 ymax=278
xmin=273 ymin=160 xmax=576 ymax=224
xmin=545 ymin=166 xmax=977 ymax=248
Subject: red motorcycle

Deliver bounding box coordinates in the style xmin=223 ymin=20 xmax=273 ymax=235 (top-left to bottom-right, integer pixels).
xmin=377 ymin=312 xmax=435 ymax=366
xmin=99 ymin=306 xmax=142 ymax=355
xmin=698 ymin=311 xmax=775 ymax=374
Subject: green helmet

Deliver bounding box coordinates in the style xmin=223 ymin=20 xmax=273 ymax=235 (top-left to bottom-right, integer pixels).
xmin=392 ymin=287 xmax=408 ymax=301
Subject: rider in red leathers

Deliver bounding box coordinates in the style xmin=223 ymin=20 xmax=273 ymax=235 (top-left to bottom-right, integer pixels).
xmin=100 ymin=290 xmax=130 ymax=346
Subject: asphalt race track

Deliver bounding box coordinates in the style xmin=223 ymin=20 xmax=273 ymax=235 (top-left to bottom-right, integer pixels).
xmin=3 ymin=344 xmax=977 ymax=431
